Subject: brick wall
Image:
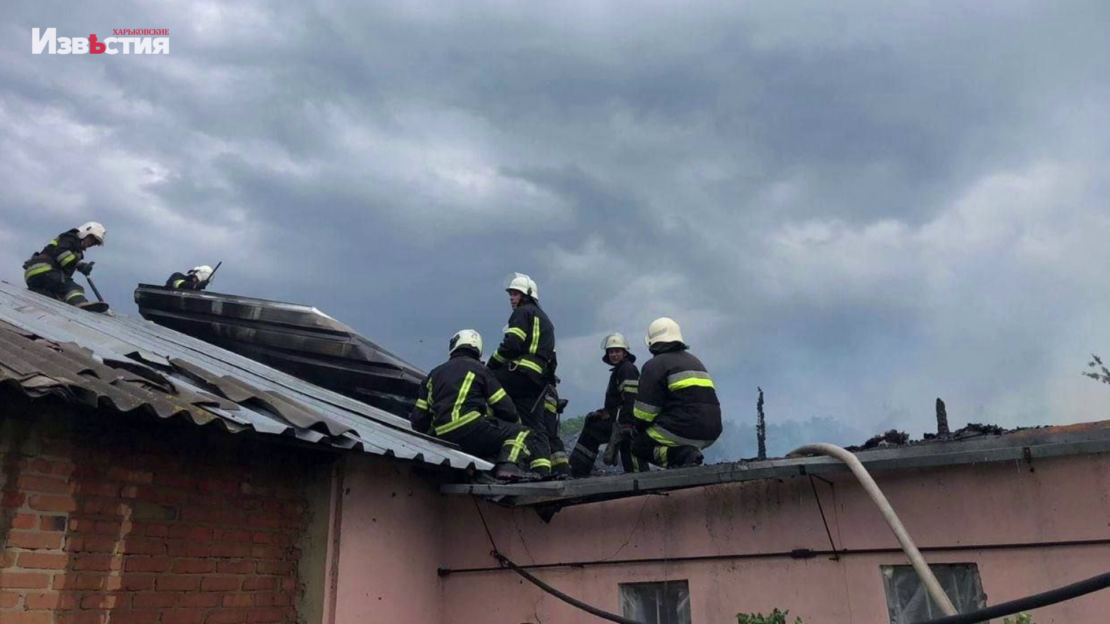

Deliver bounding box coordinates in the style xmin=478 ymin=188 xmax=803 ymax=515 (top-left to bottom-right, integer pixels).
xmin=1 ymin=395 xmax=331 ymax=624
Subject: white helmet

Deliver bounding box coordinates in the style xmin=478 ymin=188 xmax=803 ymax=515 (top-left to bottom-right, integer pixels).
xmin=189 ymin=265 xmax=214 ymax=282
xmin=645 ymin=317 xmax=684 ymax=347
xmin=449 ymin=329 xmax=483 ymax=357
xmin=601 ymin=333 xmax=630 ymax=352
xmin=76 ymin=222 xmax=106 ymax=245
xmin=505 ymin=273 xmax=539 ymax=301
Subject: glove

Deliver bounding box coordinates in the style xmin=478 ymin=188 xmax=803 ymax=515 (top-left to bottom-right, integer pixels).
xmin=76 ymin=261 xmax=95 ymax=276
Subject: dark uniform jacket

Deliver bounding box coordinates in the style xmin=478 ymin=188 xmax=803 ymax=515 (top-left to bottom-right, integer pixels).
xmin=166 ymin=272 xmax=206 ymax=290
xmin=410 ymin=350 xmax=519 ymax=437
xmin=632 ymin=342 xmax=722 ymax=443
xmin=23 ymin=231 xmax=85 ymax=282
xmin=603 ymin=353 xmax=639 ymax=424
xmin=489 ymin=300 xmax=555 ymax=383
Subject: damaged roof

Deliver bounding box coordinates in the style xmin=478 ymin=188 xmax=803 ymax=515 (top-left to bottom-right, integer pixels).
xmin=0 ymin=281 xmax=491 ymax=472
xmin=448 ymin=419 xmax=1110 ymax=507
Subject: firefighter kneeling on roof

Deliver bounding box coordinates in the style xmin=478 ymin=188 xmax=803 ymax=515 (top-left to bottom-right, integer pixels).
xmin=22 ymin=222 xmax=106 ymax=309
xmin=409 ymin=330 xmax=541 ymax=481
xmin=631 ymin=317 xmax=722 ymax=468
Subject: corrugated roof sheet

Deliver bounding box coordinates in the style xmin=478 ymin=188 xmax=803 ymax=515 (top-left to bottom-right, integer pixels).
xmin=0 ymin=281 xmax=491 ymax=471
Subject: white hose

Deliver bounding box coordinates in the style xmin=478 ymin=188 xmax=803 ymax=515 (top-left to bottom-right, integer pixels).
xmin=791 ymin=443 xmax=958 ymax=617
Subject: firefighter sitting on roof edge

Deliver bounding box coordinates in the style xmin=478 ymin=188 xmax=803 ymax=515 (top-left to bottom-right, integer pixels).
xmin=543 ymin=378 xmax=572 ymax=478
xmin=488 ymin=273 xmax=557 ymax=479
xmin=22 ymin=222 xmax=106 ymax=310
xmin=570 ymin=332 xmax=642 ymax=477
xmin=409 ymin=329 xmax=541 ymax=482
xmin=166 ymin=265 xmax=214 ymax=291
xmin=631 ymin=317 xmax=722 ymax=469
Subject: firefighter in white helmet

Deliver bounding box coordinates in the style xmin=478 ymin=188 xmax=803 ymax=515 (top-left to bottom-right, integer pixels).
xmin=22 ymin=222 xmax=106 ymax=310
xmin=410 ymin=330 xmax=540 ymax=481
xmin=488 ymin=273 xmax=558 ymax=478
xmin=569 ymin=332 xmax=643 ymax=476
xmin=631 ymin=318 xmax=722 ymax=469
xmin=166 ymin=265 xmax=215 ymax=291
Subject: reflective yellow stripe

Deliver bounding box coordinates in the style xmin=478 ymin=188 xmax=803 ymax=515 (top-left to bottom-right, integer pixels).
xmin=633 ymin=408 xmax=657 ymax=422
xmin=64 ymin=290 xmax=85 ymax=302
xmin=171 ymin=279 xmax=186 ymax=288
xmin=57 ymin=251 xmax=78 ymax=267
xmin=513 ymin=357 xmax=544 ymax=375
xmin=24 ymin=263 xmax=54 ymax=280
xmin=506 ymin=327 xmax=527 ymax=341
xmin=545 ymin=399 xmax=557 ymax=414
xmin=529 ymin=317 xmax=539 ymax=355
xmin=552 ymin=454 xmax=569 ymax=466
xmin=654 ymin=446 xmax=668 ymax=465
xmin=415 ymin=399 xmax=429 ymax=411
xmin=647 ymin=427 xmax=679 ymax=447
xmin=668 ymin=378 xmax=715 ymax=391
xmin=491 ymin=351 xmax=506 ymax=363
xmin=49 ymin=239 xmax=59 ymax=246
xmin=435 ymin=411 xmax=481 ymax=435
xmin=505 ymin=431 xmax=529 ymax=463
xmin=452 ymin=372 xmax=475 ymax=421
xmin=530 ymin=458 xmax=552 ymax=469
xmin=488 ymin=388 xmax=507 ymax=405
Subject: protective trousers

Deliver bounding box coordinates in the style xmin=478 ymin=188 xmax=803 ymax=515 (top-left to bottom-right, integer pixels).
xmin=630 ymin=428 xmax=705 ymax=469
xmin=439 ymin=417 xmax=539 ymax=468
xmin=492 ymin=368 xmax=551 ymax=476
xmin=25 ymin=270 xmax=90 ymax=307
xmin=544 ymin=405 xmax=571 ymax=477
xmin=569 ymin=413 xmax=639 ymax=477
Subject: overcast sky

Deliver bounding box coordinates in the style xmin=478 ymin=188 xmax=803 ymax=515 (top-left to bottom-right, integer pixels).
xmin=4 ymin=1 xmax=1110 ymax=457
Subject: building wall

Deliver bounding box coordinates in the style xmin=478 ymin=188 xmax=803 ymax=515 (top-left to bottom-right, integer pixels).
xmin=430 ymin=452 xmax=1110 ymax=624
xmin=1 ymin=396 xmax=331 ymax=624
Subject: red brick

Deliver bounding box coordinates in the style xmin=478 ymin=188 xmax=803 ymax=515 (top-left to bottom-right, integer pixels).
xmin=56 ymin=612 xmax=109 ymax=624
xmin=0 ymin=553 xmax=14 ymax=568
xmin=206 ymin=610 xmax=248 ymax=624
xmin=0 ymin=571 xmax=51 ymax=588
xmin=163 ymin=610 xmax=205 ymax=624
xmin=0 ymin=590 xmax=21 ymax=607
xmin=40 ymin=515 xmax=68 ymax=532
xmin=250 ymin=545 xmax=284 ymax=560
xmin=119 ymin=537 xmax=166 ymax=556
xmin=155 ymin=473 xmax=196 ymax=489
xmin=107 ymin=467 xmax=154 ymax=484
xmin=180 ymin=592 xmax=222 ymax=608
xmin=251 ymin=532 xmax=272 ymax=544
xmin=242 ymin=577 xmax=277 ymax=591
xmin=156 ymin=575 xmax=200 ymax=591
xmin=247 ymin=608 xmax=284 ymax=623
xmin=217 ymin=560 xmax=255 ymax=574
xmin=168 ymin=525 xmax=212 ymax=540
xmin=24 ymin=458 xmax=76 ymax=477
xmin=108 ymin=610 xmax=162 ymax=624
xmin=71 ymin=554 xmax=122 ymax=572
xmin=17 ymin=552 xmax=68 ymax=570
xmin=174 ymin=559 xmax=216 ymax=574
xmin=66 ymin=534 xmax=118 ymax=553
xmin=247 ymin=514 xmax=282 ymax=530
xmin=68 ymin=519 xmax=98 ymax=533
xmin=223 ymin=593 xmax=254 ymax=608
xmin=81 ymin=593 xmax=123 ymax=609
xmin=81 ymin=500 xmax=131 ymax=517
xmin=3 ymin=613 xmax=52 ymax=624
xmin=140 ymin=523 xmax=170 ymax=537
xmin=28 ymin=495 xmax=77 ymax=513
xmin=71 ymin=481 xmax=120 ymax=498
xmin=256 ymin=561 xmax=292 ymax=575
xmin=17 ymin=475 xmax=70 ymax=494
xmin=132 ymin=591 xmax=178 ymax=608
xmin=12 ymin=513 xmax=38 ymax=529
xmin=117 ymin=575 xmax=155 ymax=591
xmin=124 ymin=556 xmax=172 ymax=573
xmin=8 ymin=531 xmax=63 ymax=550
xmin=25 ymin=591 xmax=80 ymax=610
xmin=53 ymin=574 xmax=106 ymax=591
xmin=202 ymin=576 xmax=242 ymax=592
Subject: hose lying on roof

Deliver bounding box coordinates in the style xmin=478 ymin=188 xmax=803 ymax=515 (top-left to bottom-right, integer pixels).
xmin=918 ymin=569 xmax=1110 ymax=624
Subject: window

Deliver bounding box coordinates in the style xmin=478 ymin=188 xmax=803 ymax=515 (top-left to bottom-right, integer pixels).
xmin=619 ymin=580 xmax=692 ymax=624
xmin=881 ymin=564 xmax=988 ymax=624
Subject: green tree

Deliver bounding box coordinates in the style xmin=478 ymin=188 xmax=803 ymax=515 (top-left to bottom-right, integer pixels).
xmin=736 ymin=608 xmax=802 ymax=624
xmin=1085 ymin=354 xmax=1110 ymax=385
xmin=560 ymin=414 xmax=588 ymax=437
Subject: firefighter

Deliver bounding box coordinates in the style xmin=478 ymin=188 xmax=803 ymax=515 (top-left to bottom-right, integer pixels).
xmin=543 ymin=381 xmax=572 ymax=478
xmin=569 ymin=333 xmax=641 ymax=477
xmin=409 ymin=330 xmax=539 ymax=481
xmin=488 ymin=274 xmax=556 ymax=478
xmin=22 ymin=222 xmax=106 ymax=309
xmin=166 ymin=265 xmax=214 ymax=291
xmin=631 ymin=317 xmax=722 ymax=469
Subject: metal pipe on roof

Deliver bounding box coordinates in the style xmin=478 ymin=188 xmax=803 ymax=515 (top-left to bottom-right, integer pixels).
xmin=791 ymin=443 xmax=958 ymax=617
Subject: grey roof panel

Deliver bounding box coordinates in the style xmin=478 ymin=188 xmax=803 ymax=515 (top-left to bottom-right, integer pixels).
xmin=0 ymin=281 xmax=490 ymax=471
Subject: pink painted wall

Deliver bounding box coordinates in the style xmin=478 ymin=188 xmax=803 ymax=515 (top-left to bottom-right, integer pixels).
xmin=331 ymin=451 xmax=1110 ymax=624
